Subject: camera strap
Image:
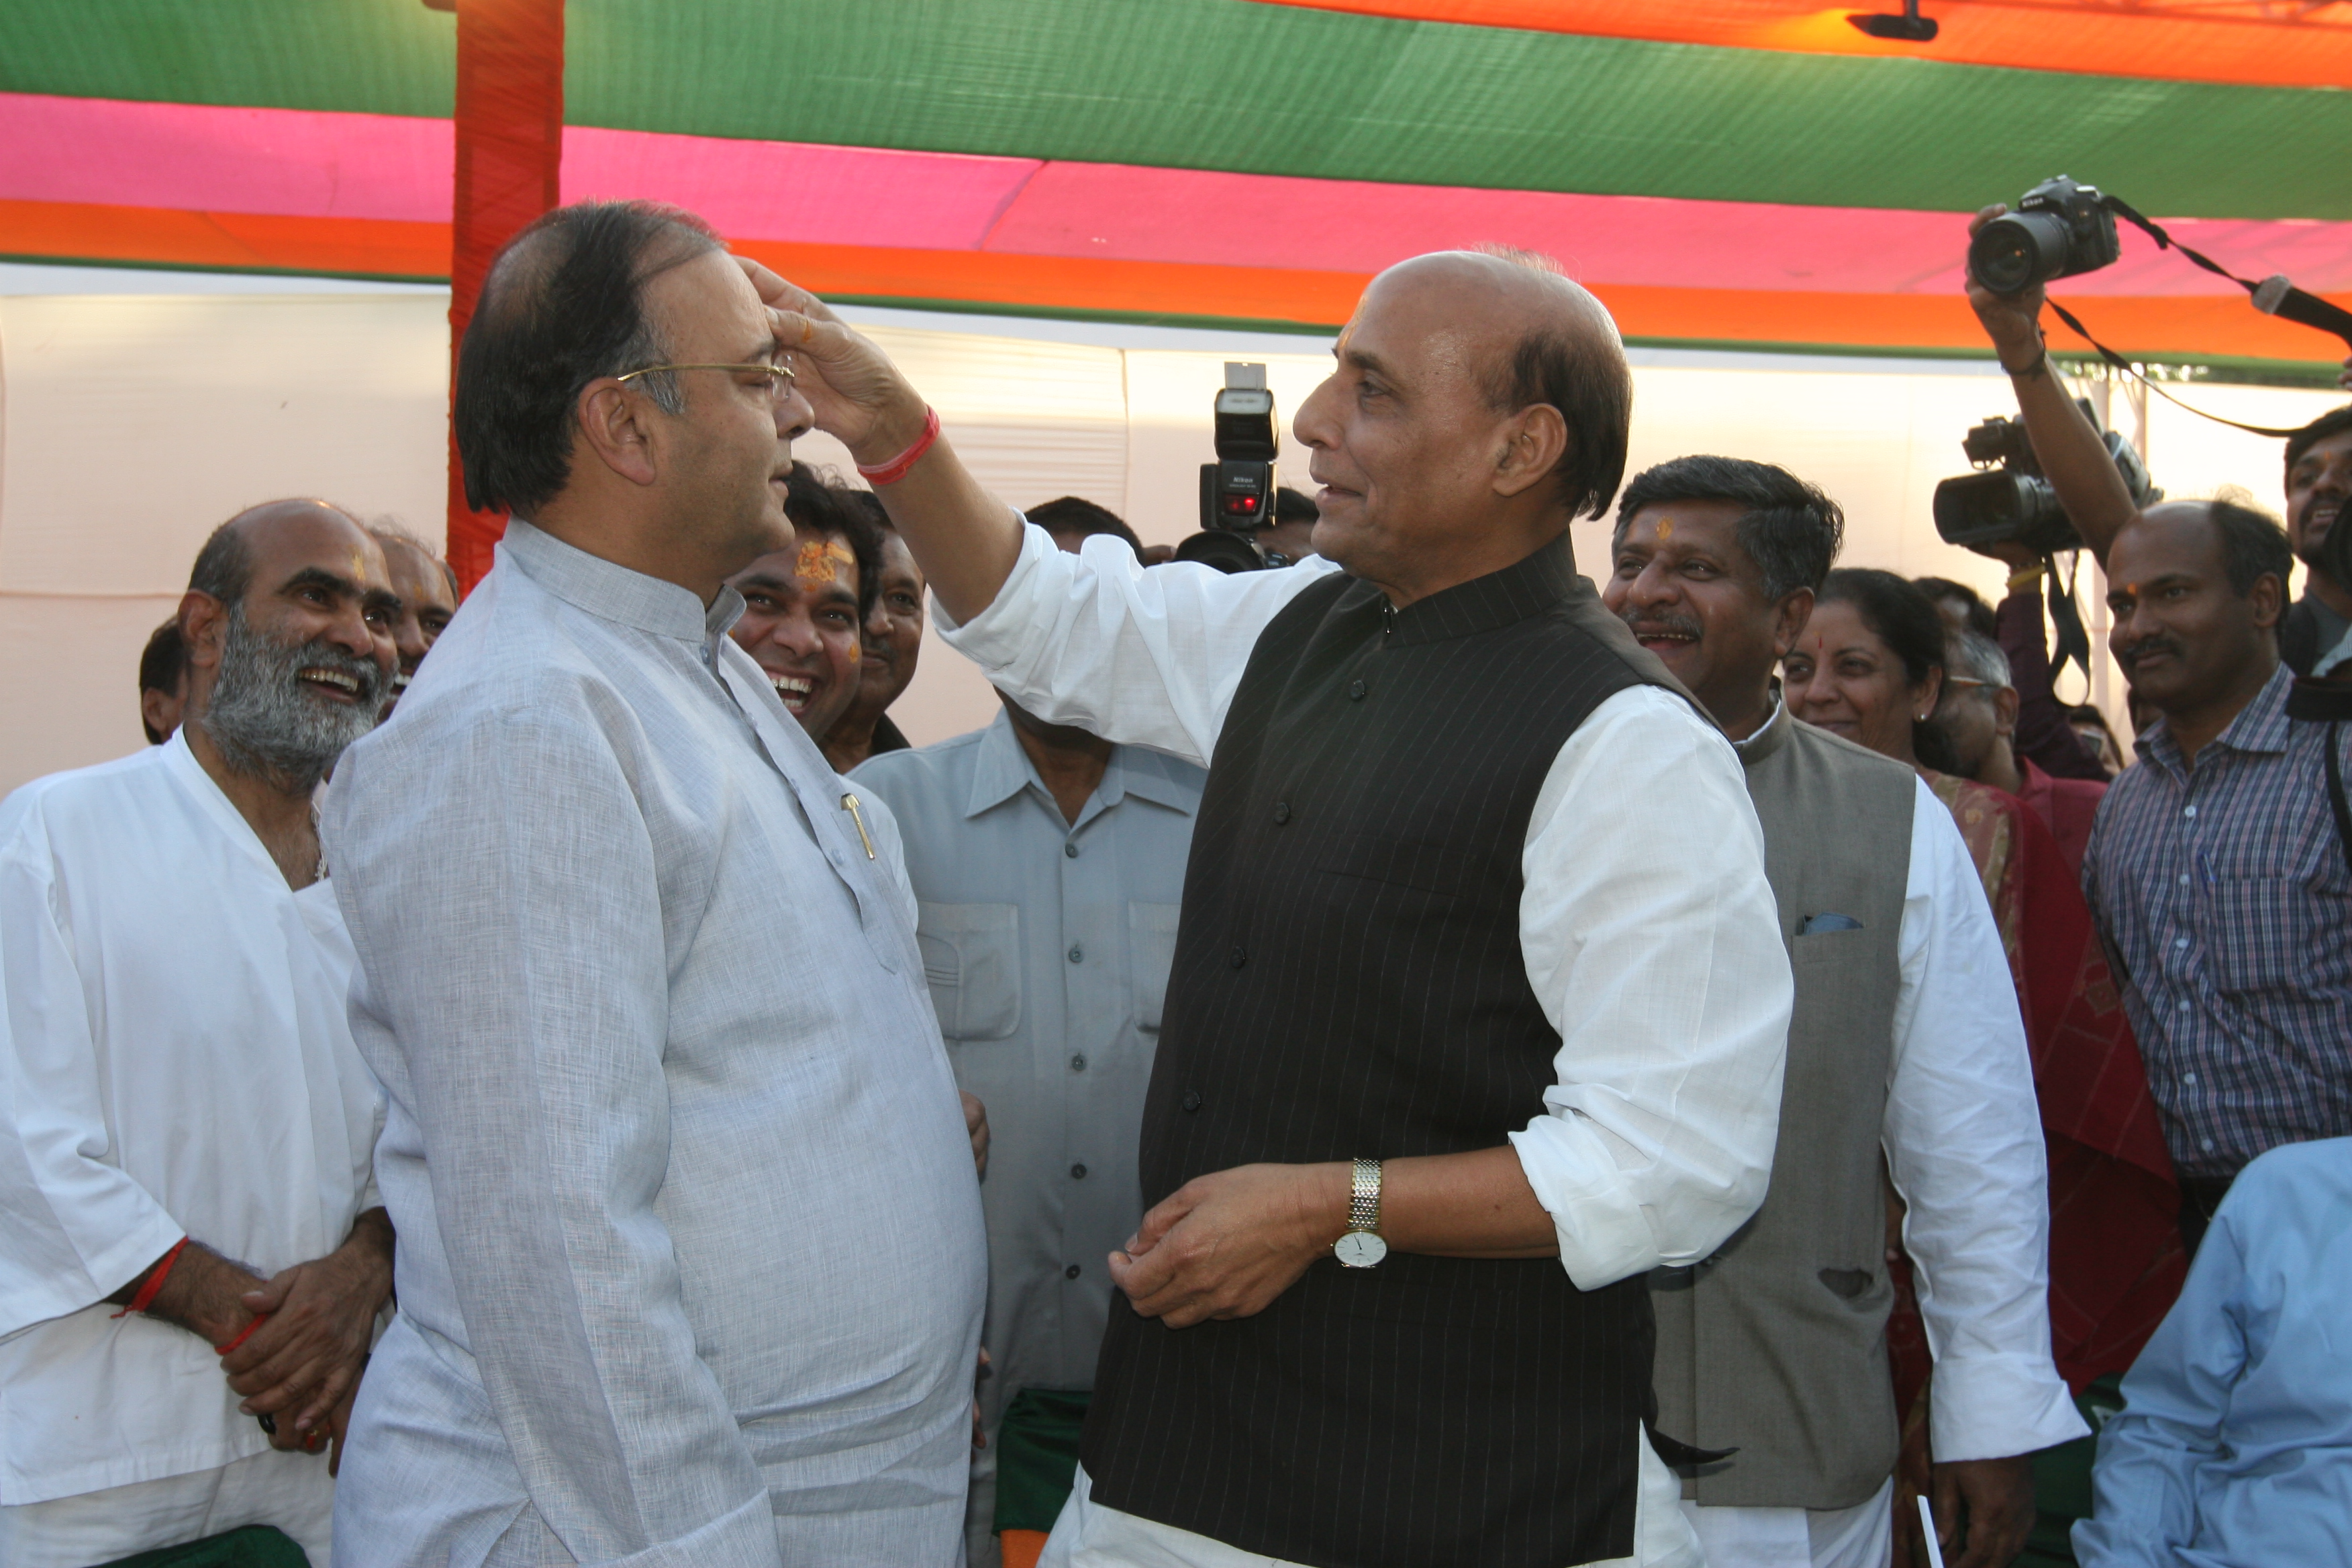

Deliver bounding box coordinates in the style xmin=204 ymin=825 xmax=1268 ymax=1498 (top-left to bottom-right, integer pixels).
xmin=2043 ymin=551 xmax=2094 ymax=687
xmin=2039 ymin=195 xmax=2320 ymax=440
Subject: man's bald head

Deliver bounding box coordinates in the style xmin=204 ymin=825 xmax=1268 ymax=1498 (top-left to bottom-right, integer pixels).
xmin=189 ymin=499 xmax=375 ymax=608
xmin=1292 ymin=248 xmax=1632 ymax=605
xmin=1360 ymin=249 xmax=1632 ymax=520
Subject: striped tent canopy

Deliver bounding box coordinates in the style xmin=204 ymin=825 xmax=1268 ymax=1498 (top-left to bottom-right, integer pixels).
xmin=5 ymin=0 xmax=2350 ymax=369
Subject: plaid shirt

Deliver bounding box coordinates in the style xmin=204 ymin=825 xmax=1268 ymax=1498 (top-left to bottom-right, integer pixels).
xmin=2083 ymin=664 xmax=2352 ymax=1179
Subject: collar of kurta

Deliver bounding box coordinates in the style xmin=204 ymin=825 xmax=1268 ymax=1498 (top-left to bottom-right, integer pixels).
xmin=965 ymin=707 xmax=1197 ymax=820
xmin=1332 ymin=530 xmax=1585 ymax=648
xmin=1732 ymin=692 xmax=1792 ymax=769
xmin=499 ymin=519 xmax=747 ymax=643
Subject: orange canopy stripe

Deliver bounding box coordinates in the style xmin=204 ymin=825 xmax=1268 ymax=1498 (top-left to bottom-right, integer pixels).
xmin=1246 ymin=0 xmax=2352 ymax=89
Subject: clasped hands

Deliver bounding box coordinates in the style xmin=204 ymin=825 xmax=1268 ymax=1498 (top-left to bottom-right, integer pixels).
xmin=128 ymin=1210 xmax=395 ymax=1472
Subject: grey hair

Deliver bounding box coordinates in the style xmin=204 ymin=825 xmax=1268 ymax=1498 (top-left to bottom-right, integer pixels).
xmin=1946 ymin=628 xmax=2014 ymax=693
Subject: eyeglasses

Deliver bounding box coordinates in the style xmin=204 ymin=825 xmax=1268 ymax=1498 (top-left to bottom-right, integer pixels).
xmin=614 ymin=362 xmax=797 ymax=403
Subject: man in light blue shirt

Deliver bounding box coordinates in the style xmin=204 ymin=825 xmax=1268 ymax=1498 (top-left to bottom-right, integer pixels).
xmin=2073 ymin=1134 xmax=2352 ymax=1567
xmin=854 ymin=503 xmax=1208 ymax=1568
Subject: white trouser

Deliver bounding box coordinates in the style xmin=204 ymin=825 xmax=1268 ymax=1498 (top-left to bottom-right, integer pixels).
xmin=1040 ymin=1422 xmax=1702 ymax=1568
xmin=1679 ymin=1475 xmax=1895 ymax=1568
xmin=0 ymin=1447 xmax=336 ymax=1568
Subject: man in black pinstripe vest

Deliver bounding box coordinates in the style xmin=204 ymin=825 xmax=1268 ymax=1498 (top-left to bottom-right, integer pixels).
xmin=765 ymin=248 xmax=1795 ymax=1568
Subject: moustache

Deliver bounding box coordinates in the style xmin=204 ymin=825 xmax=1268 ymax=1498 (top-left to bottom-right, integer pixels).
xmin=1616 ymin=607 xmax=1704 ymax=644
xmin=2115 ymin=635 xmax=2185 ymax=669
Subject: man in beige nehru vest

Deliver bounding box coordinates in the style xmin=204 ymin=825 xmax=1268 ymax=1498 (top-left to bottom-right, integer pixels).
xmin=1603 ymin=457 xmax=2086 ymax=1568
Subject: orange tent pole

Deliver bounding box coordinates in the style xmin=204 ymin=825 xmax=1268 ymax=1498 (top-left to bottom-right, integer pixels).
xmin=447 ymin=0 xmax=565 ymax=594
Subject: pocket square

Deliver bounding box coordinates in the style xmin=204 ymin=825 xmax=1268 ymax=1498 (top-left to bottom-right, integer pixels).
xmin=1800 ymin=912 xmax=1863 ymax=934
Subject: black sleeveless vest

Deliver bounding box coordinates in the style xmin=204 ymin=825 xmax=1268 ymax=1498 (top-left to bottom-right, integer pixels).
xmin=1083 ymin=536 xmax=1681 ymax=1568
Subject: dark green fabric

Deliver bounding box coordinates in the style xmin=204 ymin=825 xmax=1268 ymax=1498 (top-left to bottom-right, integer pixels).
xmin=993 ymin=1387 xmax=1090 ymax=1536
xmin=2018 ymin=1374 xmax=2129 ymax=1567
xmin=3 ymin=0 xmax=2350 ymax=219
xmin=94 ymin=1524 xmax=310 ymax=1568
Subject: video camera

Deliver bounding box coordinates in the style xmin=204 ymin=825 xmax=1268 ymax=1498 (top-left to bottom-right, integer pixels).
xmin=1175 ymin=364 xmax=1287 ymax=573
xmin=1932 ymin=401 xmax=2160 ymax=554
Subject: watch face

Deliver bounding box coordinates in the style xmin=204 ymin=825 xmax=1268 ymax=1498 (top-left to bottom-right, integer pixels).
xmin=1335 ymin=1230 xmax=1388 ymax=1268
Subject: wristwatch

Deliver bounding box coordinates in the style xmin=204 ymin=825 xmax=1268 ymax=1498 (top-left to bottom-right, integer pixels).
xmin=1334 ymin=1158 xmax=1388 ymax=1268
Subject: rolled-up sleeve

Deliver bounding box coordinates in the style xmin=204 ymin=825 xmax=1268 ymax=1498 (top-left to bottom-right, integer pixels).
xmin=936 ymin=522 xmax=1336 ymax=764
xmin=1886 ymin=782 xmax=2088 ymax=1461
xmin=328 ymin=697 xmax=779 ymax=1568
xmin=1506 ymin=687 xmax=1792 ymax=1289
xmin=0 ymin=822 xmax=184 ymax=1335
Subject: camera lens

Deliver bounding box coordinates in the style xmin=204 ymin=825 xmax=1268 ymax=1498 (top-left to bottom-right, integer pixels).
xmin=1969 ymin=211 xmax=2071 ymax=296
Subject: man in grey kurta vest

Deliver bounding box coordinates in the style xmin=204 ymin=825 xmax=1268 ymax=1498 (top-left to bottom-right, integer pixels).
xmin=1603 ymin=457 xmax=2085 ymax=1568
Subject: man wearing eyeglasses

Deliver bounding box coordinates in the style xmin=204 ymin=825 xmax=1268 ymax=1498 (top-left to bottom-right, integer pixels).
xmin=324 ymin=201 xmax=986 ymax=1568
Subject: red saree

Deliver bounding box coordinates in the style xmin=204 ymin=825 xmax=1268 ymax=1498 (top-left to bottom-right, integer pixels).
xmin=1890 ymin=775 xmax=2184 ymax=1413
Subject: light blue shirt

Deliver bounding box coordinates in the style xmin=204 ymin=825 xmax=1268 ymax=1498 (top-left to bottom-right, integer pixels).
xmin=854 ymin=713 xmax=1204 ymax=1424
xmin=2074 ymin=1135 xmax=2352 ymax=1567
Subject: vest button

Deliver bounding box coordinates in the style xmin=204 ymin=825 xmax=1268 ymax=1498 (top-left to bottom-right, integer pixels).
xmin=1065 ymin=1263 xmax=1082 ymax=1279
xmin=1071 ymin=1163 xmax=1088 ymax=1179
xmin=1065 ymin=841 xmax=1079 ymax=858
xmin=1347 ymin=679 xmax=1367 ymax=701
xmin=1070 ymin=1053 xmax=1088 ymax=1072
xmin=1229 ymin=945 xmax=1247 ymax=969
xmin=1067 ymin=944 xmax=1083 ymax=964
xmin=1182 ymin=1090 xmax=1204 ymax=1112
xmin=1272 ymin=801 xmax=1291 ymax=824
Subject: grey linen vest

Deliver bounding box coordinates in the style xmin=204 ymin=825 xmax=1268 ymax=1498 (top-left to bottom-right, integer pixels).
xmin=1082 ymin=536 xmax=1689 ymax=1568
xmin=1651 ymin=704 xmax=1916 ymax=1510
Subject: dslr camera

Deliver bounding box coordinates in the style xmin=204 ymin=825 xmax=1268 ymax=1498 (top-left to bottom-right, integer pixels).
xmin=1176 ymin=364 xmax=1286 ymax=573
xmin=1932 ymin=401 xmax=2159 ymax=554
xmin=1969 ymin=175 xmax=2122 ymax=297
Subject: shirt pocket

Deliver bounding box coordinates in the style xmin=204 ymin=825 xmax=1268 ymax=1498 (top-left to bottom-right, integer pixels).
xmin=1128 ymin=901 xmax=1183 ymax=1034
xmin=2201 ymin=877 xmax=2302 ymax=998
xmin=916 ymin=901 xmax=1023 ymax=1042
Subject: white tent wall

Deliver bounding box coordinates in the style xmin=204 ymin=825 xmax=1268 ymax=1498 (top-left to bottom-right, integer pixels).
xmin=3 ymin=279 xmax=2342 ymax=797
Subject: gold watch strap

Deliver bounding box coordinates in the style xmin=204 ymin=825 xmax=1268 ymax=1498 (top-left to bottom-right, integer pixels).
xmin=1349 ymin=1158 xmax=1383 ymax=1233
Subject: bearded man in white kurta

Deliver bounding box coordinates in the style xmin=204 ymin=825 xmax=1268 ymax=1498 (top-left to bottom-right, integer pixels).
xmin=0 ymin=501 xmax=401 ymax=1567
xmin=325 ymin=202 xmax=984 ymax=1568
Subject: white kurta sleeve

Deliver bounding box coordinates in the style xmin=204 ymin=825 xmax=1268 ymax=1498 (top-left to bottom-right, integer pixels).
xmin=0 ymin=819 xmax=185 ymax=1335
xmin=1885 ymin=779 xmax=2089 ymax=1460
xmin=1506 ymin=687 xmax=1793 ymax=1289
xmin=330 ymin=697 xmax=779 ymax=1568
xmin=934 ymin=522 xmax=1339 ymax=765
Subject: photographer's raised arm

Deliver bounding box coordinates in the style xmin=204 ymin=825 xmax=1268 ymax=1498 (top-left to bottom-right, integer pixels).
xmin=739 ymin=258 xmax=1024 ymax=622
xmin=1967 ymin=207 xmax=2139 ymax=569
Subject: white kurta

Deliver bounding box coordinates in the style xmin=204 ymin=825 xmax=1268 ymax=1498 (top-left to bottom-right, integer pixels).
xmin=322 ymin=522 xmax=986 ymax=1568
xmin=940 ymin=526 xmax=1796 ymax=1568
xmin=0 ymin=734 xmax=383 ymax=1507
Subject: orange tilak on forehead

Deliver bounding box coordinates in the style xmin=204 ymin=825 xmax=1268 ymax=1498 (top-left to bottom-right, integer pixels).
xmin=1656 ymin=516 xmax=1674 ymax=540
xmin=795 ymin=538 xmax=855 ymax=587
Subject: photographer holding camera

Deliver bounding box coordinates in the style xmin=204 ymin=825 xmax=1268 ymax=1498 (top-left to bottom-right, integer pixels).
xmin=1965 ymin=203 xmax=2352 ymax=1251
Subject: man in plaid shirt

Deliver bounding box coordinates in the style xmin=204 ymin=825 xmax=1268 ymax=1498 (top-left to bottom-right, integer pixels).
xmin=1968 ymin=228 xmax=2352 ymax=1251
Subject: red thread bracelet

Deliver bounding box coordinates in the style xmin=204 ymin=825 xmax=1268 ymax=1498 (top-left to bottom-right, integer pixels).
xmin=855 ymin=406 xmax=940 ymax=487
xmin=214 ymin=1312 xmax=271 ymax=1357
xmin=113 ymin=1236 xmax=188 ymax=1318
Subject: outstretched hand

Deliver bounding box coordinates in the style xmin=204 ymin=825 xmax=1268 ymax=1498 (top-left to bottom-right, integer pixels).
xmin=1965 ymin=206 xmax=2051 ymax=375
xmin=734 ymin=256 xmax=929 ymax=462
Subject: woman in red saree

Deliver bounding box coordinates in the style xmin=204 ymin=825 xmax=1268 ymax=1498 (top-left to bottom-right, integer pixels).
xmin=1785 ymin=570 xmax=2182 ymax=1559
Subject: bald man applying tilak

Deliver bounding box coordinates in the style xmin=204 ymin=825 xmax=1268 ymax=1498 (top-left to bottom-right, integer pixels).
xmin=768 ymin=248 xmax=1793 ymax=1568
